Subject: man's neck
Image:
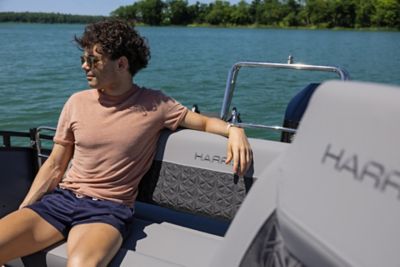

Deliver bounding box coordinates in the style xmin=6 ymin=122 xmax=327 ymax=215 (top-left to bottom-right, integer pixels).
xmin=100 ymin=78 xmax=134 ymax=96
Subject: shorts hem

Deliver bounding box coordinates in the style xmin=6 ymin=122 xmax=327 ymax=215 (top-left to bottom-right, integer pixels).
xmin=71 ymin=221 xmax=127 ymax=239
xmin=25 ymin=206 xmax=68 ymax=238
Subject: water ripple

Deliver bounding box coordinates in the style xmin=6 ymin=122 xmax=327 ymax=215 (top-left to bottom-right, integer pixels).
xmin=1 ymin=24 xmax=399 ymax=139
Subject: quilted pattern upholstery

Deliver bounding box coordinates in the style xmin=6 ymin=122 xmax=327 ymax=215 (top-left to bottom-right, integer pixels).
xmin=239 ymin=211 xmax=304 ymax=267
xmin=138 ymin=161 xmax=253 ymax=220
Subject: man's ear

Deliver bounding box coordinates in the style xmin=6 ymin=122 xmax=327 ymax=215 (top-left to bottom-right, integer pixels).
xmin=118 ymin=56 xmax=129 ymax=71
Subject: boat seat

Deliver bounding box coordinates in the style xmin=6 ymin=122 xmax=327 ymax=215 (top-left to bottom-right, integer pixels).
xmin=210 ymin=80 xmax=400 ymax=267
xmin=117 ymin=218 xmax=222 ymax=267
xmin=8 ymin=127 xmax=288 ymax=266
xmin=136 ymin=129 xmax=286 ymax=221
xmin=13 ymin=213 xmax=222 ymax=267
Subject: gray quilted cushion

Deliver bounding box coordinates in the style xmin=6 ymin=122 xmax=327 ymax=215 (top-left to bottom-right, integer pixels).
xmin=138 ymin=161 xmax=253 ymax=220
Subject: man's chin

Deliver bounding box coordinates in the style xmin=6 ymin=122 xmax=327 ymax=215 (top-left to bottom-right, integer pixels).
xmin=87 ymin=81 xmax=97 ymax=88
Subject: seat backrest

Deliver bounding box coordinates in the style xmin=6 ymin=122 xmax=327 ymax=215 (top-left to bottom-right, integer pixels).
xmin=210 ymin=80 xmax=400 ymax=267
xmin=277 ymin=80 xmax=400 ymax=267
xmin=138 ymin=129 xmax=288 ymax=220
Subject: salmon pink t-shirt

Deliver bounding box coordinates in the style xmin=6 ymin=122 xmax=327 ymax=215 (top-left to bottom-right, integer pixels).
xmin=54 ymin=85 xmax=188 ymax=207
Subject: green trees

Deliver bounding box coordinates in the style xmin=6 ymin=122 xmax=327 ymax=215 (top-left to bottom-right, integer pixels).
xmin=301 ymin=0 xmax=331 ymax=27
xmin=282 ymin=0 xmax=302 ymax=26
xmin=354 ymin=0 xmax=375 ymax=27
xmin=230 ymin=0 xmax=252 ymax=25
xmin=206 ymin=0 xmax=232 ymax=25
xmin=331 ymin=1 xmax=357 ymax=28
xmin=137 ymin=0 xmax=165 ymax=25
xmin=166 ymin=0 xmax=191 ymax=25
xmin=110 ymin=5 xmax=138 ymax=21
xmin=1 ymin=0 xmax=399 ymax=29
xmin=110 ymin=0 xmax=399 ymax=29
xmin=0 ymin=12 xmax=105 ymax=24
xmin=372 ymin=0 xmax=400 ymax=28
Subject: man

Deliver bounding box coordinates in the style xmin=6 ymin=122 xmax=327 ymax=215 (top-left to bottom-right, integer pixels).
xmin=0 ymin=19 xmax=252 ymax=266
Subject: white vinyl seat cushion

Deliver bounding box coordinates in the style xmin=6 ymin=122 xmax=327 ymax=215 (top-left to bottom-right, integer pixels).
xmin=44 ymin=216 xmax=222 ymax=267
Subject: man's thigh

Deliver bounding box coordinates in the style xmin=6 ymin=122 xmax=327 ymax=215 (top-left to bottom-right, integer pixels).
xmin=67 ymin=223 xmax=123 ymax=267
xmin=0 ymin=208 xmax=64 ymax=262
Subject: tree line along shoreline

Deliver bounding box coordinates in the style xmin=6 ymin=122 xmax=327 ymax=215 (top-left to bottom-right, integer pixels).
xmin=0 ymin=0 xmax=399 ymax=30
xmin=0 ymin=12 xmax=106 ymax=24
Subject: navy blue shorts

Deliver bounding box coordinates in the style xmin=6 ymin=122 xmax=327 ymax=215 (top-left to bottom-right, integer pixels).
xmin=27 ymin=187 xmax=134 ymax=239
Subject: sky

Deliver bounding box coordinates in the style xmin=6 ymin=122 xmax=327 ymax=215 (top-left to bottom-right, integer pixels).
xmin=0 ymin=0 xmax=239 ymax=16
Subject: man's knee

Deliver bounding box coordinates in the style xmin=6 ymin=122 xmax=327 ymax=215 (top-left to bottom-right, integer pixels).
xmin=67 ymin=250 xmax=107 ymax=267
xmin=67 ymin=254 xmax=98 ymax=267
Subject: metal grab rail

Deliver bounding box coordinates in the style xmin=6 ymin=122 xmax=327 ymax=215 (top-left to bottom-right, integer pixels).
xmin=219 ymin=60 xmax=350 ymax=124
xmin=234 ymin=122 xmax=297 ymax=134
xmin=35 ymin=126 xmax=56 ymax=167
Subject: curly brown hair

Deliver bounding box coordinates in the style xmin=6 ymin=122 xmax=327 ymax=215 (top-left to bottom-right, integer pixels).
xmin=75 ymin=19 xmax=151 ymax=76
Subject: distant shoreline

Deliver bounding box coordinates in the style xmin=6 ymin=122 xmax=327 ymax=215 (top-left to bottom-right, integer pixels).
xmin=1 ymin=22 xmax=398 ymax=33
xmin=185 ymin=23 xmax=399 ymax=32
xmin=0 ymin=12 xmax=106 ymax=24
xmin=0 ymin=12 xmax=398 ymax=32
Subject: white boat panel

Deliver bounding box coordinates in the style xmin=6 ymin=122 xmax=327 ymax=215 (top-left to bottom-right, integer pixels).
xmin=277 ymin=80 xmax=400 ymax=267
xmin=210 ymin=80 xmax=400 ymax=267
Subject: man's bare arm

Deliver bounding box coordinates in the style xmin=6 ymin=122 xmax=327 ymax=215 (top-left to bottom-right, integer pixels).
xmin=179 ymin=110 xmax=252 ymax=176
xmin=19 ymin=143 xmax=73 ymax=208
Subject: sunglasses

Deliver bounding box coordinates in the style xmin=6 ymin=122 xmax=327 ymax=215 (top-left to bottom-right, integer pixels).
xmin=80 ymin=55 xmax=101 ymax=68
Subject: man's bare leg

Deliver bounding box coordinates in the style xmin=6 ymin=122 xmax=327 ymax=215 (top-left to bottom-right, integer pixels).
xmin=0 ymin=208 xmax=64 ymax=264
xmin=66 ymin=223 xmax=123 ymax=267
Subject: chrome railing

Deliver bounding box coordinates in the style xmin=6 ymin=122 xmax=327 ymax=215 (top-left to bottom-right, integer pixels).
xmin=35 ymin=126 xmax=56 ymax=167
xmin=219 ymin=58 xmax=350 ymax=133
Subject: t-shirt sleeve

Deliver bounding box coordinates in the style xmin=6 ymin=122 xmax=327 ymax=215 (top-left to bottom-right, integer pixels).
xmin=163 ymin=96 xmax=188 ymax=131
xmin=53 ymin=97 xmax=75 ymax=146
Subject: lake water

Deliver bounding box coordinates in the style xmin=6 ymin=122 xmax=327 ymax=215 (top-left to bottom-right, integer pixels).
xmin=0 ymin=23 xmax=399 ymax=139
